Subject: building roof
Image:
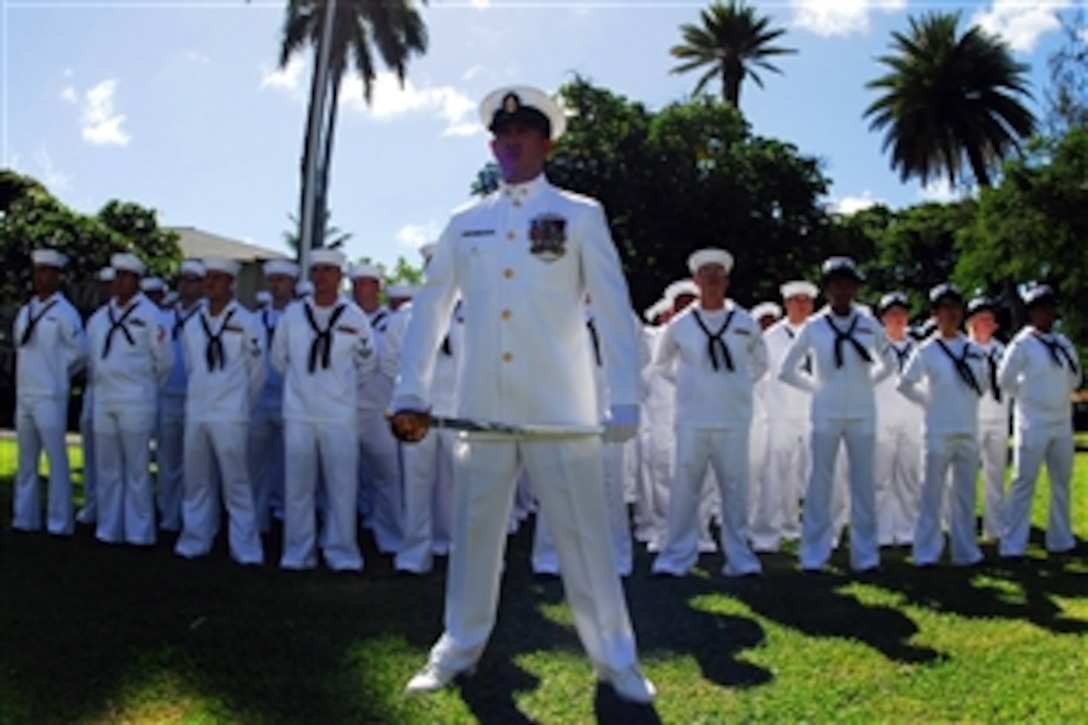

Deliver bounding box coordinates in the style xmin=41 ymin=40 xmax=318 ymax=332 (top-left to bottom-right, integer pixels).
xmin=168 ymin=226 xmax=290 ymax=262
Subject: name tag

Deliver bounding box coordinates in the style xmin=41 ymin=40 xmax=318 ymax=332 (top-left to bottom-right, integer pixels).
xmin=225 ymin=325 xmax=244 ymax=333
xmin=733 ymin=328 xmax=750 ymax=336
xmin=462 ymin=229 xmax=495 ymax=238
xmin=130 ymin=319 xmax=146 ymax=327
xmin=336 ymin=325 xmax=359 ymax=335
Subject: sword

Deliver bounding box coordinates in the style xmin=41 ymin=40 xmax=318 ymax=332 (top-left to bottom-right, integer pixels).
xmin=429 ymin=416 xmax=604 ymax=438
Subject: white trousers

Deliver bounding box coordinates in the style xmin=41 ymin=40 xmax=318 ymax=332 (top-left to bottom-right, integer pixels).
xmin=752 ymin=418 xmax=809 ymax=551
xmin=533 ymin=440 xmax=632 ymax=576
xmin=653 ymin=427 xmax=761 ymax=577
xmin=247 ymin=401 xmax=284 ymax=533
xmin=397 ymin=428 xmax=456 ymax=573
xmin=78 ymin=397 xmax=97 ymax=524
xmin=13 ymin=397 xmax=73 ymax=535
xmin=157 ymin=394 xmax=186 ymax=532
xmin=640 ymin=426 xmax=674 ymax=550
xmin=914 ymin=433 xmax=983 ymax=566
xmin=94 ymin=407 xmax=157 ymax=545
xmin=875 ymin=422 xmax=922 ymax=546
xmin=978 ymin=420 xmax=1009 ymax=540
xmin=175 ymin=420 xmax=263 ymax=565
xmin=1000 ymin=422 xmax=1076 ymax=557
xmin=429 ymin=437 xmax=639 ymax=675
xmin=746 ymin=414 xmax=770 ymax=546
xmin=357 ymin=411 xmax=403 ymax=554
xmin=282 ymin=418 xmax=362 ymax=571
xmin=803 ymin=420 xmax=879 ymax=571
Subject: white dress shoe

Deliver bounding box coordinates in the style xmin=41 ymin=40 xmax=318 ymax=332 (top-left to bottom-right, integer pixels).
xmin=599 ymin=666 xmax=656 ymax=704
xmin=404 ymin=662 xmax=475 ymax=694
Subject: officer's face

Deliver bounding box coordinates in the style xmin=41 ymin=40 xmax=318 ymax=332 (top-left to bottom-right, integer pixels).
xmin=1027 ymin=302 xmax=1057 ymax=332
xmin=178 ymin=274 xmax=203 ymax=304
xmin=204 ymin=270 xmax=233 ymax=302
xmin=115 ymin=270 xmax=139 ymax=300
xmin=783 ymin=295 xmax=814 ymax=323
xmin=490 ymin=122 xmax=552 ymax=184
xmin=881 ymin=307 xmax=910 ymax=336
xmin=32 ymin=265 xmax=61 ymax=298
xmin=266 ymin=273 xmax=296 ymax=305
xmin=933 ymin=301 xmax=964 ymax=334
xmin=967 ymin=310 xmax=997 ymax=340
xmin=694 ymin=264 xmax=729 ymax=297
xmin=824 ymin=277 xmax=857 ymax=309
xmin=310 ymin=264 xmax=342 ymax=297
xmin=352 ymin=277 xmax=381 ymax=308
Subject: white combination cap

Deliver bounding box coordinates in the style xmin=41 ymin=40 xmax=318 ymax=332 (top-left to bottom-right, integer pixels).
xmin=687 ymin=248 xmax=734 ymax=275
xmin=263 ymin=259 xmax=299 ymax=279
xmin=479 ymin=85 xmax=567 ymax=141
xmin=780 ymin=280 xmax=818 ymax=300
xmin=31 ymin=249 xmax=67 ymax=269
xmin=111 ymin=253 xmax=146 ymax=276
xmin=202 ymin=256 xmax=240 ymax=277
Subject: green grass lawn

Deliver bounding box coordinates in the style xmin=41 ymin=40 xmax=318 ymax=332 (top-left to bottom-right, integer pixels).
xmin=0 ymin=439 xmax=1085 ymax=723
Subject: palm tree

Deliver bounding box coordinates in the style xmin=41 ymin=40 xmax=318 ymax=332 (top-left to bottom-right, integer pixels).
xmin=864 ymin=11 xmax=1035 ymax=189
xmin=278 ymin=0 xmax=427 ymax=256
xmin=669 ymin=0 xmax=795 ymax=108
xmin=282 ymin=211 xmax=352 ymax=255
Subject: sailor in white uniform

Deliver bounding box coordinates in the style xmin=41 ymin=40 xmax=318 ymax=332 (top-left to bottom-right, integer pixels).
xmin=76 ymin=267 xmax=117 ymax=526
xmin=85 ymin=253 xmax=174 ymax=546
xmin=248 ymin=259 xmax=298 ymax=531
xmin=651 ymin=248 xmax=766 ymax=578
xmin=156 ymin=259 xmax=205 ymax=532
xmin=271 ymin=249 xmax=377 ymax=571
xmin=897 ymin=285 xmax=986 ymax=566
xmin=745 ymin=300 xmax=781 ymax=550
xmin=873 ymin=292 xmax=923 ymax=546
xmin=998 ymin=285 xmax=1081 ymax=558
xmin=390 ymin=86 xmax=654 ymax=703
xmin=778 ymin=257 xmax=894 ymax=573
xmin=11 ymin=249 xmax=87 ymax=536
xmin=965 ymin=296 xmax=1011 ymax=540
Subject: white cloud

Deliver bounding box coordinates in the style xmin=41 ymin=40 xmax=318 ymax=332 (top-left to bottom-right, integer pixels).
xmin=60 ymin=86 xmax=77 ymax=104
xmin=34 ymin=146 xmax=72 ymax=192
xmin=341 ymin=72 xmax=480 ymax=137
xmin=971 ymin=0 xmax=1073 ymax=53
xmin=183 ymin=50 xmax=212 ymax=65
xmin=81 ymin=79 xmax=132 ymax=146
xmin=831 ymin=190 xmax=882 ymax=215
xmin=918 ymin=178 xmax=961 ymax=203
xmin=260 ymin=56 xmax=306 ymax=97
xmin=791 ymin=0 xmax=908 ymax=37
xmin=470 ymin=0 xmax=490 ymax=8
xmin=396 ymin=221 xmax=442 ymax=249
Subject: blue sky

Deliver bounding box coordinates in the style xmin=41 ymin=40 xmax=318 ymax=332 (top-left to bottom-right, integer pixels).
xmin=2 ymin=0 xmax=1082 ymax=271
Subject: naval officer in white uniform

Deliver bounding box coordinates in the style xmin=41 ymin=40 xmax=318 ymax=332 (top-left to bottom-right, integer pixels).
xmin=390 ymin=86 xmax=654 ymax=704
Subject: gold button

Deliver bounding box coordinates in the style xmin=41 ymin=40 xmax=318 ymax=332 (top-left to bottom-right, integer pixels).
xmin=503 ymin=268 xmax=515 ymax=279
xmin=501 ymin=309 xmax=512 ymax=321
xmin=506 ymin=230 xmax=516 ymax=241
xmin=502 ymin=352 xmax=513 ymax=363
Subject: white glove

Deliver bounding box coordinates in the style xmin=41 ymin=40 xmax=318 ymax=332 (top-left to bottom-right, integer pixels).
xmin=389 ymin=394 xmax=428 ymax=414
xmin=603 ymin=404 xmax=639 ymax=443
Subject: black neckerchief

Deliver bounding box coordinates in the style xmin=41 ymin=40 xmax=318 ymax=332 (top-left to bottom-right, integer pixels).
xmin=983 ymin=345 xmax=1002 ymax=402
xmin=102 ymin=302 xmax=139 ymax=358
xmin=825 ymin=313 xmax=872 ymax=369
xmin=19 ymin=298 xmax=58 ymax=347
xmin=1033 ymin=332 xmax=1079 ymax=376
xmin=304 ymin=302 xmax=347 ymax=374
xmin=261 ymin=309 xmax=276 ymax=346
xmin=692 ymin=308 xmax=736 ymax=372
xmin=200 ymin=307 xmax=236 ymax=372
xmin=888 ymin=340 xmax=913 ymax=373
xmin=370 ymin=308 xmax=389 ymax=334
xmin=785 ymin=325 xmax=813 ymax=374
xmin=586 ymin=318 xmax=603 ymax=367
xmin=173 ymin=305 xmax=200 ymax=340
xmin=935 ymin=338 xmax=983 ymax=396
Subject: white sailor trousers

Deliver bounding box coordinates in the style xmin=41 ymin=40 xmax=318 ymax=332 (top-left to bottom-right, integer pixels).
xmin=396 ymin=428 xmax=456 ymax=573
xmin=156 ymin=393 xmax=186 ymax=532
xmin=429 ymin=437 xmax=639 ymax=675
xmin=802 ymin=419 xmax=879 ymax=571
xmin=1001 ymin=422 xmax=1075 ymax=557
xmin=13 ymin=397 xmax=73 ymax=536
xmin=93 ymin=406 xmax=157 ymax=545
xmin=247 ymin=401 xmax=284 ymax=532
xmin=282 ymin=418 xmax=362 ymax=571
xmin=356 ymin=410 xmax=404 ymax=554
xmin=652 ymin=427 xmax=762 ymax=577
xmin=752 ymin=418 xmax=809 ymax=551
xmin=978 ymin=420 xmax=1009 ymax=540
xmin=874 ymin=421 xmax=923 ymax=546
xmin=78 ymin=396 xmax=97 ymax=523
xmin=913 ymin=433 xmax=983 ymax=566
xmin=175 ymin=420 xmax=263 ymax=565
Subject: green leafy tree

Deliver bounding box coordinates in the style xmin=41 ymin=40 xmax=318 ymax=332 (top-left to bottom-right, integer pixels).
xmin=669 ymin=0 xmax=796 ymax=108
xmin=1045 ymin=7 xmax=1088 ymax=135
xmin=282 ymin=211 xmax=352 ymax=255
xmin=864 ymin=11 xmax=1035 ymax=189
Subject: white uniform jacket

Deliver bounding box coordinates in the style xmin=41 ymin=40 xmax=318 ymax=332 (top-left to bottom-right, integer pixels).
xmin=271 ymin=298 xmax=377 ymax=424
xmin=653 ymin=302 xmax=768 ymax=430
xmin=393 ymin=174 xmax=640 ymax=427
xmin=86 ymin=294 xmax=173 ymax=411
xmin=897 ymin=334 xmax=987 ymax=435
xmin=973 ymin=339 xmax=1010 ymax=425
xmin=778 ymin=305 xmax=894 ymax=426
xmin=14 ymin=292 xmax=86 ymax=399
xmin=762 ymin=320 xmax=811 ymax=423
xmin=998 ymin=327 xmax=1081 ymax=430
xmin=182 ymin=300 xmax=266 ymax=424
xmin=162 ymin=302 xmax=203 ymax=397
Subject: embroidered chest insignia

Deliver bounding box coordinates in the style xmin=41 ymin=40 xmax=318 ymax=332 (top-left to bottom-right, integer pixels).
xmin=528 ymin=213 xmax=567 ymax=262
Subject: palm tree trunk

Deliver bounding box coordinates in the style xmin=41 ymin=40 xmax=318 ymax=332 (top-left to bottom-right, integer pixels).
xmin=722 ymin=59 xmax=743 ymax=108
xmin=312 ymin=67 xmax=342 ymax=251
xmin=297 ymin=51 xmax=326 ymax=263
